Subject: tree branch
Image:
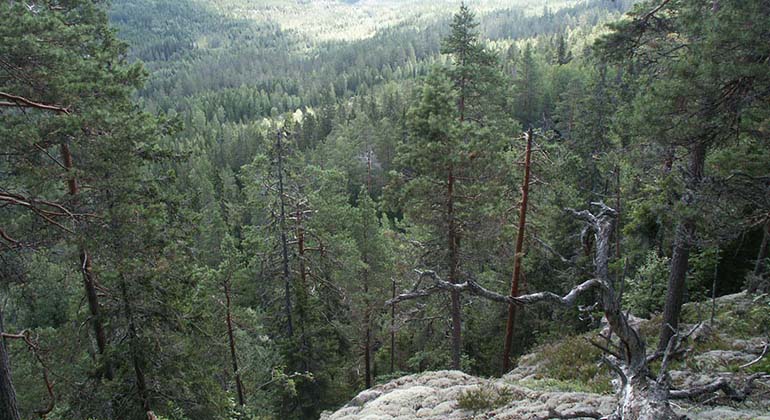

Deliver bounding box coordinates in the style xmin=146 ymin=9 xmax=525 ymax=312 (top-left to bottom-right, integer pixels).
xmin=385 ymin=270 xmax=515 ymax=306
xmin=669 ymin=373 xmax=769 ymax=401
xmin=513 ymin=278 xmax=601 ymax=306
xmin=0 ymin=91 xmax=70 ymax=114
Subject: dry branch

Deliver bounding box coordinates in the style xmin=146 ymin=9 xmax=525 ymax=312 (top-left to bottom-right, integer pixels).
xmin=669 ymin=372 xmax=769 ymax=401
xmin=0 ymin=91 xmax=70 ymax=114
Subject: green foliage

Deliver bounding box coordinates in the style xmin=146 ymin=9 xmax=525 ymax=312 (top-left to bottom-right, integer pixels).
xmin=2 ymin=0 xmax=768 ymax=418
xmin=534 ymin=335 xmax=613 ymax=394
xmin=623 ymin=251 xmax=670 ymax=318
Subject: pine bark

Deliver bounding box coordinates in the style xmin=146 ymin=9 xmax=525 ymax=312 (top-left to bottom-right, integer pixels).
xmin=60 ymin=142 xmax=112 ymax=378
xmin=658 ymin=142 xmax=705 ymax=351
xmin=120 ymin=281 xmax=152 ymax=415
xmin=447 ymin=165 xmax=462 ymax=370
xmin=753 ymin=221 xmax=769 ymax=277
xmin=363 ymin=156 xmax=373 ymax=388
xmin=276 ymin=131 xmax=294 ymax=337
xmin=0 ymin=309 xmax=21 ymax=420
xmin=502 ymin=128 xmax=533 ymax=372
xmin=390 ymin=277 xmax=396 ymax=374
xmin=224 ymin=278 xmax=245 ymax=406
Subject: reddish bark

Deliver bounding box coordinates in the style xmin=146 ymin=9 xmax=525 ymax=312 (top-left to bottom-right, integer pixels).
xmin=502 ymin=128 xmax=533 ymax=372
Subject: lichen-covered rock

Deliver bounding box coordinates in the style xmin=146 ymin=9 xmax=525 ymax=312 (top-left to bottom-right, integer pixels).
xmin=323 ymin=293 xmax=770 ymax=420
xmin=694 ymin=350 xmax=757 ymax=369
xmin=320 ymin=370 xmax=615 ymax=419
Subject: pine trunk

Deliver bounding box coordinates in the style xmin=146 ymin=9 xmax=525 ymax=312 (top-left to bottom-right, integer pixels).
xmin=447 ymin=165 xmax=462 ymax=370
xmin=224 ymin=278 xmax=245 ymax=406
xmin=120 ymin=281 xmax=152 ymax=415
xmin=658 ymin=142 xmax=705 ymax=351
xmin=502 ymin=128 xmax=533 ymax=372
xmin=753 ymin=221 xmax=769 ymax=277
xmin=60 ymin=143 xmax=112 ymax=379
xmin=276 ymin=131 xmax=293 ymax=337
xmin=390 ymin=278 xmax=396 ymax=373
xmin=363 ymin=154 xmax=373 ymax=388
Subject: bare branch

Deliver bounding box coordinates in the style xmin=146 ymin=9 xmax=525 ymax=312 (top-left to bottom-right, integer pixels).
xmin=513 ymin=278 xmax=601 ymax=306
xmin=385 ymin=270 xmax=515 ymax=306
xmin=669 ymin=373 xmax=769 ymax=401
xmin=740 ymin=342 xmax=768 ymax=369
xmin=0 ymin=91 xmax=70 ymax=114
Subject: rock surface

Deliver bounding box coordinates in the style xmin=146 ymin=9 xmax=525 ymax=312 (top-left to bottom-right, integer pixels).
xmin=322 ymin=293 xmax=770 ymax=419
xmin=321 ymin=370 xmax=616 ymax=420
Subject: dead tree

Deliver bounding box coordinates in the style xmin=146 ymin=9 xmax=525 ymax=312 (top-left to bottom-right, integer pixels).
xmin=502 ymin=127 xmax=533 ymax=372
xmin=390 ymin=202 xmax=766 ymax=419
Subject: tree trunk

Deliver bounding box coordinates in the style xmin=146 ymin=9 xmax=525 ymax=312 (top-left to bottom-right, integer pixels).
xmin=276 ymin=131 xmax=293 ymax=337
xmin=502 ymin=128 xmax=533 ymax=372
xmin=224 ymin=278 xmax=245 ymax=406
xmin=363 ymin=158 xmax=373 ymax=388
xmin=447 ymin=165 xmax=462 ymax=370
xmin=658 ymin=142 xmax=705 ymax=351
xmin=618 ymin=373 xmax=679 ymax=420
xmin=60 ymin=143 xmax=112 ymax=378
xmin=583 ymin=205 xmax=679 ymax=420
xmin=0 ymin=308 xmax=21 ymax=420
xmin=120 ymin=281 xmax=152 ymax=415
xmin=754 ymin=221 xmax=769 ymax=277
xmin=390 ymin=277 xmax=396 ymax=374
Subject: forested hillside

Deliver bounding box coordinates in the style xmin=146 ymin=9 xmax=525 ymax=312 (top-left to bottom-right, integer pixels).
xmin=1 ymin=0 xmax=768 ymax=419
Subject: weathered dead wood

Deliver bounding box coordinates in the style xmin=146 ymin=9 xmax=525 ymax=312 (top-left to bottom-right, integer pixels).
xmin=669 ymin=372 xmax=769 ymax=401
xmin=740 ymin=342 xmax=768 ymax=369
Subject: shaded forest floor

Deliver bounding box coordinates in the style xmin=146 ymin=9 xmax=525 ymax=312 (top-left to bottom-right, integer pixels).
xmin=323 ymin=292 xmax=770 ymax=419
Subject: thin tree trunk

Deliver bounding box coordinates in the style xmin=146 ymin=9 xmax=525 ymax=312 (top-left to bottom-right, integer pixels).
xmin=447 ymin=165 xmax=462 ymax=370
xmin=120 ymin=281 xmax=152 ymax=415
xmin=753 ymin=221 xmax=769 ymax=277
xmin=615 ymin=166 xmax=622 ymax=273
xmin=224 ymin=277 xmax=245 ymax=406
xmin=60 ymin=142 xmax=112 ymax=379
xmin=658 ymin=141 xmax=705 ymax=351
xmin=276 ymin=131 xmax=293 ymax=337
xmin=390 ymin=278 xmax=396 ymax=374
xmin=502 ymin=128 xmax=533 ymax=372
xmin=363 ymin=153 xmax=372 ymax=388
xmin=0 ymin=308 xmax=21 ymax=420
xmin=295 ymin=205 xmax=312 ymax=370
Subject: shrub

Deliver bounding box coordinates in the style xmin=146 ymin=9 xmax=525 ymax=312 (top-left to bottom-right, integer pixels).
xmin=456 ymin=383 xmax=521 ymax=413
xmin=623 ymin=251 xmax=669 ymax=318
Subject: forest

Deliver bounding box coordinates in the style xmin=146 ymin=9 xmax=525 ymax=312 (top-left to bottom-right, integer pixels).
xmin=1 ymin=0 xmax=768 ymax=419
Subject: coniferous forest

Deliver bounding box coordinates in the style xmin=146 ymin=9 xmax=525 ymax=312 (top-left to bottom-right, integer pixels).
xmin=1 ymin=0 xmax=769 ymax=419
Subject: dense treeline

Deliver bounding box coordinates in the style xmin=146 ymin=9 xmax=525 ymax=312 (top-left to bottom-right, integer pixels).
xmin=1 ymin=0 xmax=768 ymax=419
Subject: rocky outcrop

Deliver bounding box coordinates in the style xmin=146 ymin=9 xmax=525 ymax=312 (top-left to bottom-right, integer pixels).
xmin=321 ymin=370 xmax=616 ymax=419
xmin=322 ymin=293 xmax=770 ymax=420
